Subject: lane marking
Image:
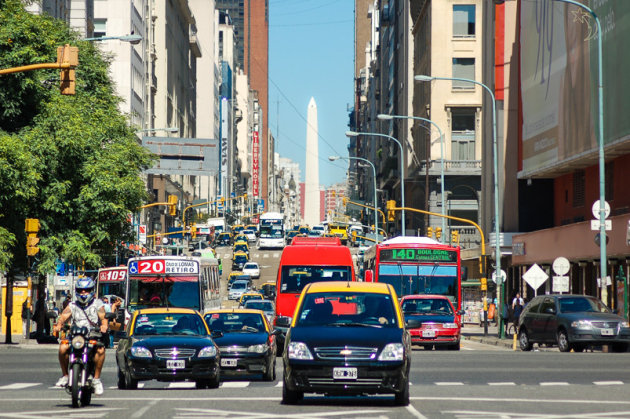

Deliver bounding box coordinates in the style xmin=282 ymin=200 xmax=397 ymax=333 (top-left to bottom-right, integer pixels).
xmin=168 ymin=382 xmax=196 ymax=389
xmin=488 ymin=382 xmax=516 ymax=386
xmin=540 ymin=382 xmax=570 ymax=386
xmin=0 ymin=383 xmax=40 ymax=390
xmin=220 ymin=381 xmax=249 ymax=388
xmin=435 ymin=382 xmax=464 ymax=386
xmin=275 ymin=381 xmax=283 ymax=387
xmin=131 ymin=398 xmax=158 ymax=418
xmin=406 ymin=404 xmax=429 ymax=419
xmin=594 ymin=381 xmax=624 ymax=386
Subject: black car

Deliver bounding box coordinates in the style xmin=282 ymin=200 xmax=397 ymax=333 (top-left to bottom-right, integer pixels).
xmin=204 ymin=309 xmax=278 ymax=381
xmin=282 ymin=281 xmax=411 ymax=405
xmin=518 ymin=294 xmax=630 ymax=352
xmin=115 ymin=308 xmax=221 ymax=389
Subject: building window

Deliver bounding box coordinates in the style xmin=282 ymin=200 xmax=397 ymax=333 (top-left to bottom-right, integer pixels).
xmin=451 ymin=109 xmax=476 ymax=161
xmin=452 ymin=58 xmax=475 ymax=89
xmin=93 ymin=19 xmax=107 ymax=38
xmin=453 ymin=5 xmax=475 ymax=37
xmin=573 ymin=170 xmax=585 ymax=208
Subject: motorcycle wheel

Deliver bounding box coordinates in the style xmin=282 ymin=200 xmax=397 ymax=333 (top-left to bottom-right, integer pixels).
xmin=71 ymin=363 xmax=82 ymax=408
xmin=80 ymin=382 xmax=92 ymax=406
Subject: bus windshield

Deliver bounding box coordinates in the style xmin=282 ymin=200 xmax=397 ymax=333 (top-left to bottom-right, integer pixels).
xmin=378 ymin=264 xmax=458 ymax=302
xmin=280 ymin=266 xmax=352 ymax=293
xmin=128 ymin=275 xmax=201 ymax=312
xmin=260 ymin=225 xmax=283 ymax=238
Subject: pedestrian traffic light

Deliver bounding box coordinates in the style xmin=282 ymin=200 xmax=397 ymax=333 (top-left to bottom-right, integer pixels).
xmin=427 ymin=227 xmax=433 ymax=238
xmin=57 ymin=44 xmax=78 ymax=95
xmin=451 ymin=230 xmax=459 ymax=245
xmin=25 ymin=218 xmax=40 ymax=256
xmin=168 ymin=195 xmax=178 ymax=216
xmin=386 ymin=200 xmax=396 ymax=221
xmin=435 ymin=227 xmax=442 ymax=240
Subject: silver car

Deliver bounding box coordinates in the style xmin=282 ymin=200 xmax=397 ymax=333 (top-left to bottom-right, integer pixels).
xmin=243 ymin=299 xmax=275 ymax=325
xmin=228 ymin=280 xmax=250 ymax=300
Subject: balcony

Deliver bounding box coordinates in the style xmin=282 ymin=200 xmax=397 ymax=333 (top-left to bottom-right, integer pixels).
xmin=189 ymin=31 xmax=201 ymax=58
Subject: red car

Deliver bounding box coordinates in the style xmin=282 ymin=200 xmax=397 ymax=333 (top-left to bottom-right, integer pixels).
xmin=400 ymin=295 xmax=464 ymax=350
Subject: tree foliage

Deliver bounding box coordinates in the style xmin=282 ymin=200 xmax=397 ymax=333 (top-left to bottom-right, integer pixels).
xmin=0 ymin=0 xmax=155 ymax=274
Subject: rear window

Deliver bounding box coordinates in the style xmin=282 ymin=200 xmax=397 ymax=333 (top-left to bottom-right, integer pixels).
xmin=402 ymin=298 xmax=453 ymax=315
xmin=205 ymin=312 xmax=265 ymax=333
xmin=279 ymin=266 xmax=352 ymax=293
xmin=245 ymin=301 xmax=273 ymax=311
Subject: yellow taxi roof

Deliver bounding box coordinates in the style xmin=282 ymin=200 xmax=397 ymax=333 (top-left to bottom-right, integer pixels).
xmin=305 ymin=281 xmax=392 ymax=294
xmin=204 ymin=308 xmax=265 ymax=315
xmin=233 ymin=251 xmax=248 ymax=256
xmin=134 ymin=307 xmax=199 ymax=315
xmin=233 ymin=240 xmax=248 ymax=245
xmin=239 ymin=292 xmax=263 ymax=298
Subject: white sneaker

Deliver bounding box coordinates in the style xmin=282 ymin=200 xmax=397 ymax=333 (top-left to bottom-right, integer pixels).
xmin=55 ymin=376 xmax=69 ymax=387
xmin=92 ymin=378 xmax=103 ymax=395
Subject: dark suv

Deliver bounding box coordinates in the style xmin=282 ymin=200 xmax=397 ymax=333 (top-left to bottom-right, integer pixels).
xmin=518 ymin=294 xmax=630 ymax=352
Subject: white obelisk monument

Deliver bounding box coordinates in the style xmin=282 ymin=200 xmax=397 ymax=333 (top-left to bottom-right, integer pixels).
xmin=304 ymin=97 xmax=320 ymax=226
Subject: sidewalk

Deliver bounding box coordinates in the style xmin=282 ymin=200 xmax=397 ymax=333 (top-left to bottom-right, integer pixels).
xmin=461 ymin=322 xmax=518 ymax=350
xmin=0 ymin=334 xmax=59 ymax=349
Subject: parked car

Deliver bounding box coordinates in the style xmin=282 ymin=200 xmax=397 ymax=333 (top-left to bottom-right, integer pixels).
xmin=242 ymin=262 xmax=260 ymax=279
xmin=518 ymin=294 xmax=630 ymax=352
xmin=204 ymin=309 xmax=278 ymax=381
xmin=400 ymin=295 xmax=464 ymax=350
xmin=282 ymin=281 xmax=411 ymax=405
xmin=115 ymin=308 xmax=221 ymax=389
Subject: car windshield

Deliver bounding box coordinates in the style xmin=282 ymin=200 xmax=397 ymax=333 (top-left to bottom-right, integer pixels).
xmin=244 ymin=263 xmax=258 ymax=269
xmin=133 ymin=313 xmax=207 ymax=336
xmin=280 ymin=266 xmax=352 ymax=293
xmin=559 ymin=297 xmax=610 ymax=313
xmin=244 ymin=301 xmax=273 ymax=311
xmin=295 ymin=292 xmax=398 ymax=328
xmin=402 ymin=298 xmax=453 ymax=315
xmin=205 ymin=312 xmax=265 ymax=333
xmin=232 ymin=281 xmax=248 ymax=290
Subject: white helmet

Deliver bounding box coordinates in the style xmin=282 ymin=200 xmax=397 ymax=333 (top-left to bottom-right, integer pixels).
xmin=75 ymin=277 xmax=96 ymax=306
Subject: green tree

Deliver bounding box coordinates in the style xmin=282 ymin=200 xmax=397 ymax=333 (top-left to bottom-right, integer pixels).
xmin=0 ymin=0 xmax=154 ymax=274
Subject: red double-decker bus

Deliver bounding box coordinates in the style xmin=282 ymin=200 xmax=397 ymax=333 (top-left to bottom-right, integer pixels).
xmin=362 ymin=236 xmax=462 ymax=310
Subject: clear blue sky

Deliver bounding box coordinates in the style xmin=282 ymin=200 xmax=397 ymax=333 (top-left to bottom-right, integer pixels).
xmin=269 ymin=0 xmax=354 ymax=187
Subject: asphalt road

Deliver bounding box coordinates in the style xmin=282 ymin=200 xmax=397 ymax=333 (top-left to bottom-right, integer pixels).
xmin=2 ymin=248 xmax=630 ymax=418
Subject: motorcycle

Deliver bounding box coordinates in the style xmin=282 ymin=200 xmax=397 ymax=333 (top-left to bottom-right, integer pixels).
xmin=61 ymin=324 xmax=102 ymax=408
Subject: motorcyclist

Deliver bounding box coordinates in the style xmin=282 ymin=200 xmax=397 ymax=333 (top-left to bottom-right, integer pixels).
xmin=52 ymin=277 xmax=108 ymax=395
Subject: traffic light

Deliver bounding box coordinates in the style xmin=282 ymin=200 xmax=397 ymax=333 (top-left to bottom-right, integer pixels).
xmin=342 ymin=197 xmax=348 ymax=205
xmin=57 ymin=44 xmax=78 ymax=95
xmin=168 ymin=195 xmax=178 ymax=216
xmin=427 ymin=227 xmax=433 ymax=238
xmin=386 ymin=200 xmax=396 ymax=221
xmin=25 ymin=218 xmax=40 ymax=256
xmin=331 ymin=190 xmax=336 ymax=197
xmin=191 ymin=223 xmax=197 ymax=239
xmin=451 ymin=230 xmax=459 ymax=245
xmin=435 ymin=227 xmax=442 ymax=240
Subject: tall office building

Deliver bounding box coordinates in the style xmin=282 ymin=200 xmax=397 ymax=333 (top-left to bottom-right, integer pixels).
xmin=215 ymin=0 xmax=269 ymax=205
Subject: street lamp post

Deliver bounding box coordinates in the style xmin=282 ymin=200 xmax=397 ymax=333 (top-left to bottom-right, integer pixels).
xmin=415 ymin=73 xmax=501 ymax=337
xmin=84 ymin=34 xmax=143 ymax=44
xmin=329 ymin=156 xmax=379 ymax=243
xmin=551 ymin=0 xmax=607 ymax=318
xmin=378 ymin=114 xmax=446 ymax=242
xmin=136 ymin=127 xmax=179 ymax=134
xmin=346 ymin=131 xmax=406 ymax=235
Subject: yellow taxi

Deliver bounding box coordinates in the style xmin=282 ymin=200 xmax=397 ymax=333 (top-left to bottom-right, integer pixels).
xmin=238 ymin=292 xmax=264 ymax=307
xmin=203 ymin=308 xmax=279 ymax=381
xmin=232 ymin=250 xmax=249 ymax=270
xmin=233 ymin=240 xmax=250 ymax=255
xmin=281 ymin=281 xmax=411 ymax=405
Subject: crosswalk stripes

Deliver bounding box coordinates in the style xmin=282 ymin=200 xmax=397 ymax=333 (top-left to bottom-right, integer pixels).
xmin=12 ymin=380 xmax=630 ymax=391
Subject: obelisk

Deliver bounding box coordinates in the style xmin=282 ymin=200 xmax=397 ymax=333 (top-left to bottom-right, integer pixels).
xmin=304 ymin=97 xmax=320 ymax=226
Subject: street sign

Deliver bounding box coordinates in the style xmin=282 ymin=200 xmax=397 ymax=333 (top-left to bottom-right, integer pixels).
xmin=139 ymin=224 xmax=147 ymax=244
xmin=523 ymin=263 xmax=548 ymax=293
xmin=552 ymin=276 xmax=570 ymax=293
xmin=592 ymin=200 xmax=611 ymax=220
xmin=552 ymin=257 xmax=570 ymax=276
xmin=491 ymin=269 xmax=506 ymax=284
xmin=590 ymin=219 xmax=612 ymax=231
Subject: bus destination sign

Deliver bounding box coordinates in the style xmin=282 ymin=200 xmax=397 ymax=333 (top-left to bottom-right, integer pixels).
xmin=130 ymin=259 xmax=199 ymax=275
xmin=380 ymin=248 xmax=457 ymax=263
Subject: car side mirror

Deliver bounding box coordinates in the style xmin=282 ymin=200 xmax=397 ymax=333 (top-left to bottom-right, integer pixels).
xmin=115 ymin=331 xmax=128 ymax=339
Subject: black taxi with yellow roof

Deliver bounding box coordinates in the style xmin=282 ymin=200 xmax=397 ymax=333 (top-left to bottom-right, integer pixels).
xmin=115 ymin=307 xmax=221 ymax=389
xmin=204 ymin=308 xmax=279 ymax=381
xmin=282 ymin=281 xmax=411 ymax=405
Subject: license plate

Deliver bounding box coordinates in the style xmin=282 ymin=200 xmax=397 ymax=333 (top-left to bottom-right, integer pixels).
xmin=166 ymin=360 xmax=185 ymax=369
xmin=333 ymin=367 xmax=357 ymax=380
xmin=221 ymin=358 xmax=238 ymax=367
xmin=422 ymin=329 xmax=436 ymax=338
xmin=601 ymin=328 xmax=615 ymax=336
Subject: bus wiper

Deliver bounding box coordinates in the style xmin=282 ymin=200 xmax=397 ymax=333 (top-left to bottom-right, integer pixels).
xmin=397 ymin=262 xmax=404 ymax=295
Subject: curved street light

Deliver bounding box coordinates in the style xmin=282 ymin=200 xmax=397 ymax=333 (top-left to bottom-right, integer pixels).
xmin=346 ymin=130 xmax=406 ymax=235
xmin=84 ymin=34 xmax=143 ymax=44
xmin=378 ymin=113 xmax=446 ymax=242
xmin=136 ymin=127 xmax=179 ymax=134
xmin=329 ymin=155 xmax=379 ymax=243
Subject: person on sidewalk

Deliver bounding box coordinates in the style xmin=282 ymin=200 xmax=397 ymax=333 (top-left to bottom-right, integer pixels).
xmin=21 ymin=300 xmax=32 ymax=338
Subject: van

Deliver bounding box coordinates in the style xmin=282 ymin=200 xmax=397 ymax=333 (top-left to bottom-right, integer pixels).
xmin=274 ymin=236 xmax=356 ymax=354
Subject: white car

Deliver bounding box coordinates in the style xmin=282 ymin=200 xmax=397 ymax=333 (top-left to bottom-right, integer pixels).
xmin=242 ymin=262 xmax=260 ymax=279
xmin=243 ymin=229 xmax=257 ymax=243
xmin=311 ymin=225 xmax=325 ymax=236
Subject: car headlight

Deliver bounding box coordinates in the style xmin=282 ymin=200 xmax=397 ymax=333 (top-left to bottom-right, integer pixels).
xmin=287 ymin=341 xmax=313 ymax=360
xmin=130 ymin=346 xmax=153 ymax=358
xmin=571 ymin=320 xmax=593 ymax=330
xmin=378 ymin=343 xmax=405 ymax=361
xmin=442 ymin=323 xmax=458 ymax=329
xmin=71 ymin=335 xmax=85 ymax=350
xmin=621 ymin=321 xmax=630 ymax=328
xmin=248 ymin=343 xmax=269 ymax=353
xmin=198 ymin=346 xmax=218 ymax=358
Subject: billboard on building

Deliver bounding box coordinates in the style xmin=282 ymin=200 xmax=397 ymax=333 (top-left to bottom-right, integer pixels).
xmin=520 ymin=1 xmax=630 ymax=177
